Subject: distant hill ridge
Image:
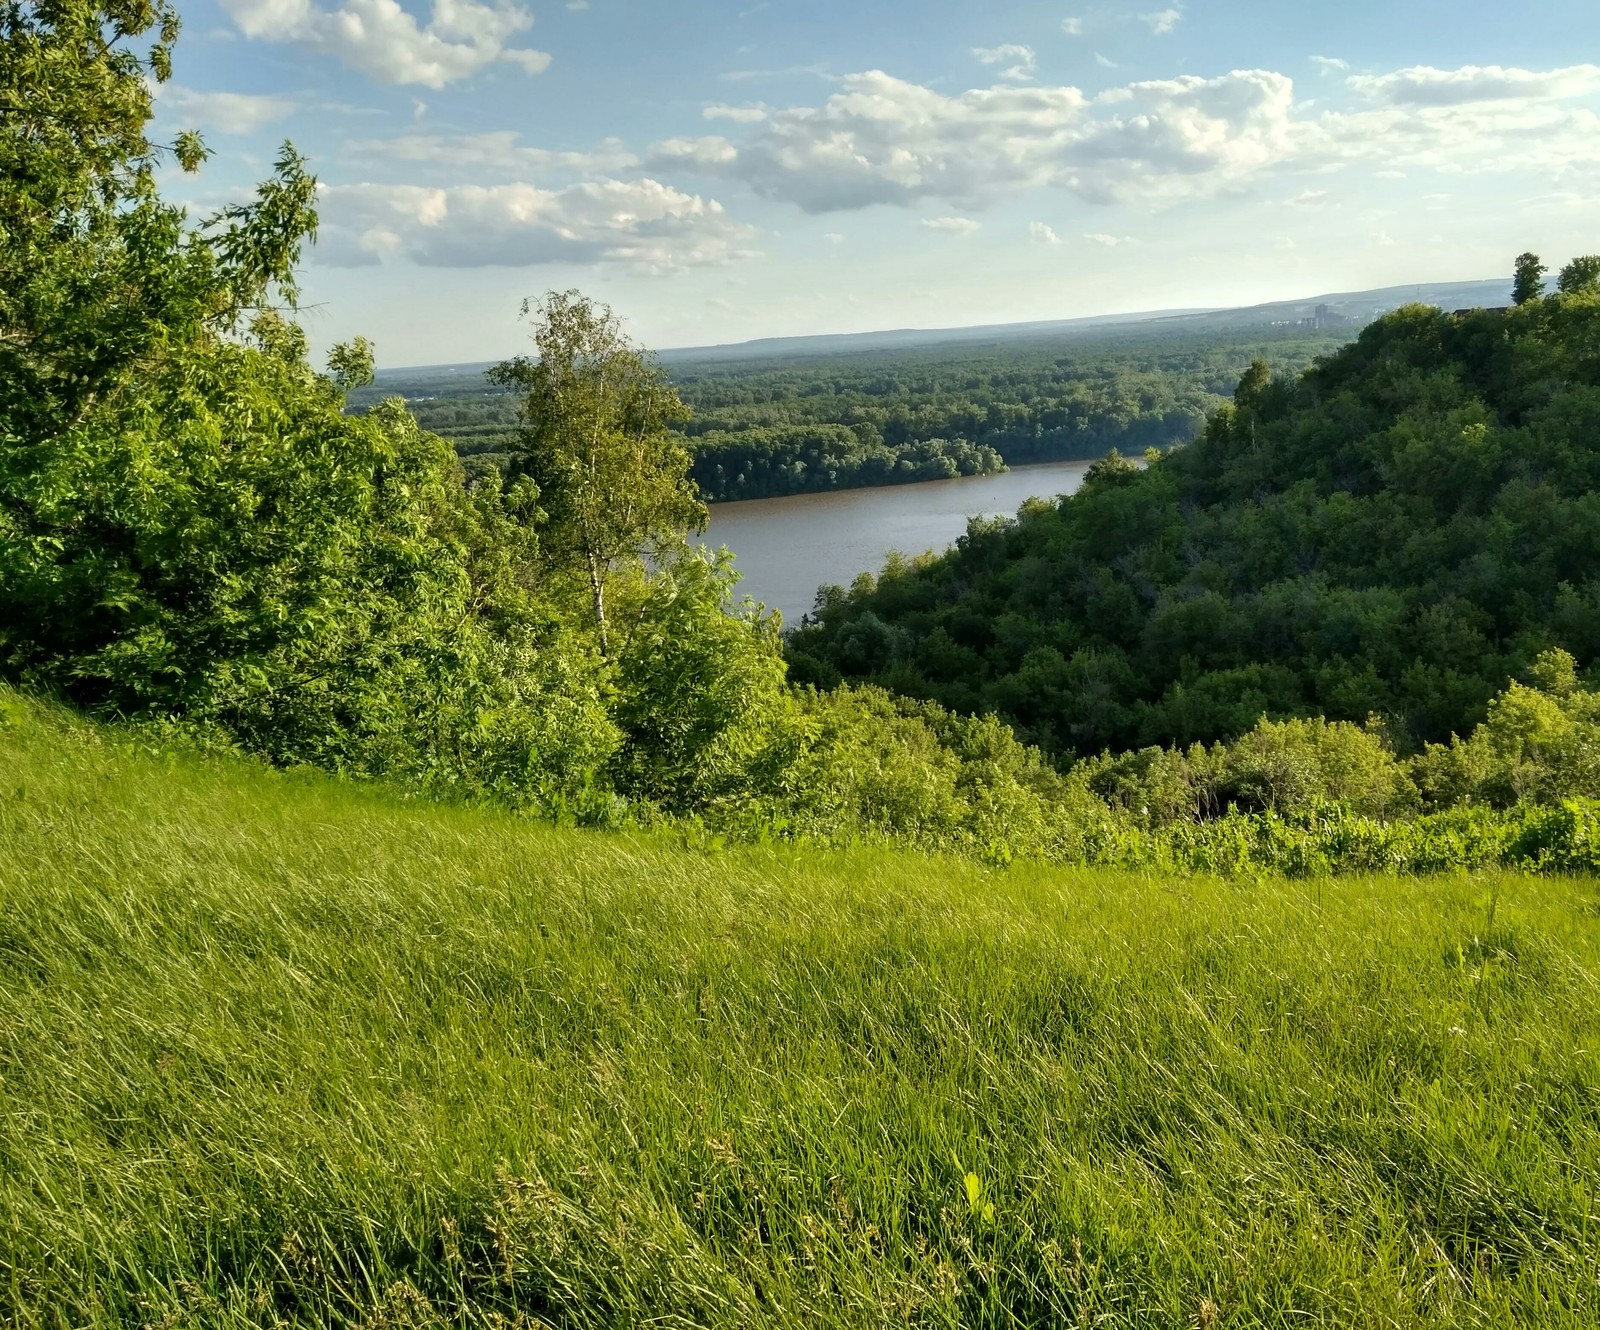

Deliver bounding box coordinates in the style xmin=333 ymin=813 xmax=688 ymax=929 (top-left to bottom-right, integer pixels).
xmin=374 ymin=277 xmax=1513 ymax=379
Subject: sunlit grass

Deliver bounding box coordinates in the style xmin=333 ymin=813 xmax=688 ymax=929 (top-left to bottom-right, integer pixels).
xmin=2 ymin=690 xmax=1598 ymax=1327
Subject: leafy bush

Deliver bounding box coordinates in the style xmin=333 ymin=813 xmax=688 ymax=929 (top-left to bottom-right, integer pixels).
xmin=1414 ymin=650 xmax=1600 ymax=808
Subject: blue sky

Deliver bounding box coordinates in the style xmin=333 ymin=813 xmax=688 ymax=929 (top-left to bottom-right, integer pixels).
xmin=158 ymin=0 xmax=1600 ymax=365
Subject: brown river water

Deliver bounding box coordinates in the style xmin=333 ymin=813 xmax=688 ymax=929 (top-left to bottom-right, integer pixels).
xmin=703 ymin=458 xmax=1096 ymax=626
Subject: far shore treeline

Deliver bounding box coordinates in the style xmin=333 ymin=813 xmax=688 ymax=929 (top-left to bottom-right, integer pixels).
xmin=353 ymin=326 xmax=1349 ymax=501
xmin=10 ymin=1 xmax=1600 ymax=879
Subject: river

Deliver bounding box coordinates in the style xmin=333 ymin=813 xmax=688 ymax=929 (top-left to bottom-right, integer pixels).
xmin=704 ymin=458 xmax=1096 ymax=625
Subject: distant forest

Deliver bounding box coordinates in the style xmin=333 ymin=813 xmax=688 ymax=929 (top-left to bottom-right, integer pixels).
xmin=350 ymin=326 xmax=1350 ymax=502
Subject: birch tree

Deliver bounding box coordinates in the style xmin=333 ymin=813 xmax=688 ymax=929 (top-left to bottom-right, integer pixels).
xmin=490 ymin=292 xmax=704 ymax=657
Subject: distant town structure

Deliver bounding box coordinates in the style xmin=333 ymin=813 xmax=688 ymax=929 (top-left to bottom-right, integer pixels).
xmin=1273 ymin=303 xmax=1353 ymax=330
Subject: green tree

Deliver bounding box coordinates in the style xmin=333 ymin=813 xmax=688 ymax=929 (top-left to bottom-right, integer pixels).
xmin=1512 ymin=252 xmax=1547 ymax=306
xmin=0 ymin=0 xmax=626 ymax=807
xmin=0 ymin=1 xmax=316 ymax=452
xmin=489 ymin=292 xmax=705 ymax=656
xmin=1557 ymin=255 xmax=1600 ymax=296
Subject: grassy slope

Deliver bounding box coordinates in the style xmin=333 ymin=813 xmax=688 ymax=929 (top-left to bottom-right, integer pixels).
xmin=1 ymin=692 xmax=1598 ymax=1328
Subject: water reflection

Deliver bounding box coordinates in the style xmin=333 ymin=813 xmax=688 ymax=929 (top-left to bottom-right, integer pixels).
xmin=704 ymin=459 xmax=1095 ymax=624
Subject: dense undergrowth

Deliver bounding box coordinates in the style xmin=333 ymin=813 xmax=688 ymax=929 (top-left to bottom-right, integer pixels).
xmin=3 ymin=694 xmax=1599 ymax=1328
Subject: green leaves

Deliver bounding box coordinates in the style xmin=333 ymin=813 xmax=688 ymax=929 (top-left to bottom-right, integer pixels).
xmin=202 ymin=143 xmax=319 ymax=317
xmin=172 ymin=131 xmax=208 ymax=174
xmin=956 ymin=1163 xmax=996 ymax=1225
xmin=490 ymin=290 xmax=704 ymax=655
xmin=326 ymin=338 xmax=376 ymax=392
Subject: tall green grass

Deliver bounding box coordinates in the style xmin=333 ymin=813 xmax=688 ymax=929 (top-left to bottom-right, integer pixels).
xmin=2 ymin=690 xmax=1598 ymax=1327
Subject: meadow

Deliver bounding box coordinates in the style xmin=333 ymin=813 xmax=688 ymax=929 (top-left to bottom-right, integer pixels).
xmin=3 ymin=691 xmax=1598 ymax=1328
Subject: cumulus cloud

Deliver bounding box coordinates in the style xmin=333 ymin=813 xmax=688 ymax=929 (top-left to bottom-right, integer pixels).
xmin=315 ymin=178 xmax=756 ymax=270
xmin=1348 ymin=63 xmax=1600 ymax=107
xmin=1029 ymin=220 xmax=1061 ymax=244
xmin=652 ymin=60 xmax=1600 ymax=217
xmin=922 ymin=216 xmax=980 ymax=234
xmin=218 ymin=0 xmax=551 ymax=89
xmin=153 ymin=84 xmax=298 ymax=134
xmin=1318 ymin=64 xmax=1600 ymax=175
xmin=1141 ymin=8 xmax=1182 ymax=35
xmin=1062 ymin=17 xmax=1084 ymax=36
xmin=973 ymin=44 xmax=1037 ymax=83
xmin=675 ymin=68 xmax=1298 ymax=212
xmin=648 ymin=135 xmax=741 ymax=169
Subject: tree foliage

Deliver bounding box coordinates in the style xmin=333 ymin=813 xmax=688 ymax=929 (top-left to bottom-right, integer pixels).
xmin=791 ymin=278 xmax=1600 ymax=762
xmin=364 ymin=328 xmax=1345 ymax=502
xmin=1558 ymin=254 xmax=1600 ymax=296
xmin=1513 ymin=251 xmax=1547 ymax=306
xmin=488 ymin=292 xmax=704 ymax=655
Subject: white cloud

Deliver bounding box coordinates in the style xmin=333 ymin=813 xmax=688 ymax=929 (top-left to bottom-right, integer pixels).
xmin=1083 ymin=232 xmax=1135 ymax=246
xmin=218 ymin=0 xmax=551 ymax=89
xmin=681 ymin=68 xmax=1298 ymax=212
xmin=922 ymin=216 xmax=980 ymax=234
xmin=723 ymin=62 xmax=832 ymax=83
xmin=1095 ymin=53 xmax=1118 ymax=69
xmin=664 ymin=61 xmax=1600 ymax=218
xmin=1029 ymin=220 xmax=1061 ymax=244
xmin=1141 ymin=8 xmax=1182 ymax=36
xmin=1310 ymin=56 xmax=1348 ymax=75
xmin=152 ymin=84 xmax=298 ymax=134
xmin=1317 ymin=66 xmax=1600 ymax=175
xmin=343 ymin=131 xmax=639 ymax=176
xmin=1061 ymin=17 xmax=1083 ymax=36
xmin=315 ymin=178 xmax=756 ymax=270
xmin=973 ymin=44 xmax=1037 ymax=83
xmin=500 ymin=47 xmax=553 ymax=74
xmin=1348 ymin=63 xmax=1600 ymax=107
xmin=703 ymin=102 xmax=770 ymax=123
xmin=649 ymin=135 xmax=741 ymax=169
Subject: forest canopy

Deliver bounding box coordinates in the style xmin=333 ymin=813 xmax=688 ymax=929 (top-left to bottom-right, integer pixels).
xmin=353 ymin=328 xmax=1348 ymax=501
xmin=789 ymin=276 xmax=1600 ymax=762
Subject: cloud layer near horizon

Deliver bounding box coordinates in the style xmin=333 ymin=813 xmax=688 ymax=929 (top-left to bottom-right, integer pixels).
xmin=307 ymin=59 xmax=1600 ymax=271
xmin=316 ymin=178 xmax=755 ymax=270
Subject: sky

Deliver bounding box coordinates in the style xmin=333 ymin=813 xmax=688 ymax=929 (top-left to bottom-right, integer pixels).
xmin=156 ymin=0 xmax=1600 ymax=366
